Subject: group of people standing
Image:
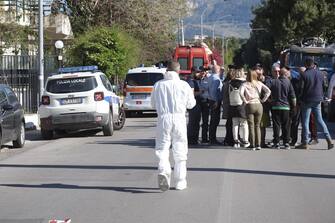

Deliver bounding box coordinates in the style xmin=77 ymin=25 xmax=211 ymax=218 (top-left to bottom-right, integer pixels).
xmin=186 ymin=58 xmax=334 ymax=151
xmin=151 ymin=59 xmax=334 ymax=192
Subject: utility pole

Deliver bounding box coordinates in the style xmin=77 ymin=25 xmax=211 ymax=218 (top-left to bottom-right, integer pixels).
xmin=181 ymin=19 xmax=185 ymax=46
xmin=177 ymin=17 xmax=180 ymax=45
xmin=38 ymin=0 xmax=44 ymax=100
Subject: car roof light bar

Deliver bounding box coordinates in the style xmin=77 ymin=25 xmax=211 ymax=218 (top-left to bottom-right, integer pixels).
xmin=59 ymin=66 xmax=99 ymax=74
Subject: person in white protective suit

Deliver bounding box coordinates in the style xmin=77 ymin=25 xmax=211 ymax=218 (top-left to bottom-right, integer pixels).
xmin=151 ymin=61 xmax=196 ymax=191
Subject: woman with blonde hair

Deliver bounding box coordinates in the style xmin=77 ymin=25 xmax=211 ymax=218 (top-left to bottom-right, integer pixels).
xmin=240 ymin=69 xmax=271 ymax=150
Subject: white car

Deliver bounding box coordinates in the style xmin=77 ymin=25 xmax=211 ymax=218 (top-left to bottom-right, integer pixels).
xmin=38 ymin=66 xmax=125 ymax=139
xmin=123 ymin=66 xmax=165 ymax=116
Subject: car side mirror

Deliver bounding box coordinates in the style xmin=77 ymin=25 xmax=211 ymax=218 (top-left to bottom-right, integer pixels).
xmin=2 ymin=104 xmax=13 ymax=111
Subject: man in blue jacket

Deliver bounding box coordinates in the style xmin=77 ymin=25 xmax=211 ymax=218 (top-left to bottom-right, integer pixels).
xmin=296 ymin=57 xmax=334 ymax=150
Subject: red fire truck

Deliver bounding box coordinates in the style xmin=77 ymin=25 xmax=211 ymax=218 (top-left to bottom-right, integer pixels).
xmin=173 ymin=43 xmax=217 ymax=76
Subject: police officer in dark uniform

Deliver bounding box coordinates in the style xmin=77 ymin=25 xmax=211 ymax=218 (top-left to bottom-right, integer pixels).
xmin=187 ymin=67 xmax=202 ymax=145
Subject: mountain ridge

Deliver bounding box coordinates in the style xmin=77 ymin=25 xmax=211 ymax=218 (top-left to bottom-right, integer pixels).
xmin=184 ymin=0 xmax=262 ymax=39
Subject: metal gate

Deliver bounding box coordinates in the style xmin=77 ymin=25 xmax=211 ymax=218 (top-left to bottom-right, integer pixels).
xmin=0 ymin=55 xmax=57 ymax=113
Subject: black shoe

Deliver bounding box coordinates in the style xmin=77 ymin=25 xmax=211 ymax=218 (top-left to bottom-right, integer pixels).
xmin=210 ymin=140 xmax=222 ymax=145
xmin=223 ymin=141 xmax=234 ymax=146
xmin=188 ymin=140 xmax=199 ymax=146
xmin=290 ymin=141 xmax=297 ymax=146
xmin=247 ymin=145 xmax=255 ymax=150
xmin=261 ymin=144 xmax=271 ymax=148
xmin=201 ymin=139 xmax=210 ymax=144
xmin=273 ymin=144 xmax=281 ymax=149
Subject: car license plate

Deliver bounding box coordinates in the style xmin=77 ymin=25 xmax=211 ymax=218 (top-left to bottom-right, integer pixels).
xmin=60 ymin=98 xmax=82 ymax=105
xmin=132 ymin=94 xmax=147 ymax=99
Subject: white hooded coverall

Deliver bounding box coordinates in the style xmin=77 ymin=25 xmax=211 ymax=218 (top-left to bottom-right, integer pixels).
xmin=151 ymin=71 xmax=196 ymax=186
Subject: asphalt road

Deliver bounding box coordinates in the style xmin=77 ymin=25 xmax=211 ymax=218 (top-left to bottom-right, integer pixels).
xmin=0 ymin=114 xmax=334 ymax=223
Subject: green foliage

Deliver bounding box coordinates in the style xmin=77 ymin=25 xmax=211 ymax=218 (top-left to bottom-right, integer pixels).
xmin=66 ymin=26 xmax=140 ymax=79
xmin=67 ymin=0 xmax=189 ymax=64
xmin=0 ymin=23 xmax=36 ymax=55
xmin=239 ymin=0 xmax=335 ymax=69
xmin=0 ymin=7 xmax=36 ymax=55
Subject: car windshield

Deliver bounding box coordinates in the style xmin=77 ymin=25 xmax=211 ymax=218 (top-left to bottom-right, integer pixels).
xmin=125 ymin=73 xmax=164 ymax=86
xmin=289 ymin=52 xmax=335 ymax=69
xmin=46 ymin=76 xmax=98 ymax=93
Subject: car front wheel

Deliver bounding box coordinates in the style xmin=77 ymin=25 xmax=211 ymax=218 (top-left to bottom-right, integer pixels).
xmin=13 ymin=121 xmax=25 ymax=148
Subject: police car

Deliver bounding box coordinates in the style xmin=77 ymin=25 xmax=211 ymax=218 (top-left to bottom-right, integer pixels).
xmin=38 ymin=66 xmax=125 ymax=139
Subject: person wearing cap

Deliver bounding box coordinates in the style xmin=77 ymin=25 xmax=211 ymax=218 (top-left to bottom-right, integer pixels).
xmin=151 ymin=61 xmax=196 ymax=191
xmin=187 ymin=66 xmax=202 ymax=145
xmin=296 ymin=57 xmax=334 ymax=150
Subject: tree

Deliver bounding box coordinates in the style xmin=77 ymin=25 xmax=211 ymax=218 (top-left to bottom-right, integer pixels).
xmin=241 ymin=0 xmax=335 ymax=69
xmin=67 ymin=0 xmax=190 ymax=64
xmin=0 ymin=8 xmax=36 ymax=55
xmin=66 ymin=26 xmax=141 ymax=79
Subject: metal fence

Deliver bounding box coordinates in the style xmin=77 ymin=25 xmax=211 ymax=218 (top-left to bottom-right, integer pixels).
xmin=0 ymin=55 xmax=58 ymax=113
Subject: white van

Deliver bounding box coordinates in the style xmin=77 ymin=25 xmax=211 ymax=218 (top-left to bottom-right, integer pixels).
xmin=123 ymin=66 xmax=166 ymax=116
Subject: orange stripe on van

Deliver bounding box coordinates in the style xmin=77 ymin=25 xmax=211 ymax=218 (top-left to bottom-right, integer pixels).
xmin=126 ymin=87 xmax=153 ymax=93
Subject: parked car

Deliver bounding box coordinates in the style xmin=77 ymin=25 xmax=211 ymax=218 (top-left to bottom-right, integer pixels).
xmin=38 ymin=66 xmax=126 ymax=139
xmin=0 ymin=84 xmax=25 ymax=148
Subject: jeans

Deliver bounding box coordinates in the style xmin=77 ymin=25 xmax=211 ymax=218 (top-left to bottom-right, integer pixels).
xmin=301 ymin=102 xmax=331 ymax=144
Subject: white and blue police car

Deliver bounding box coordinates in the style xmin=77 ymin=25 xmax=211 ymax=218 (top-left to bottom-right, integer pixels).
xmin=38 ymin=66 xmax=125 ymax=139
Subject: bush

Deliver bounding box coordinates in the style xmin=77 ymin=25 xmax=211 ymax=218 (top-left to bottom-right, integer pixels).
xmin=66 ymin=26 xmax=141 ymax=79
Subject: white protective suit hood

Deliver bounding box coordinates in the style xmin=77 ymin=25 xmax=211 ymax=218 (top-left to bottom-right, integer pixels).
xmin=164 ymin=71 xmax=180 ymax=80
xmin=151 ymin=71 xmax=196 ymax=116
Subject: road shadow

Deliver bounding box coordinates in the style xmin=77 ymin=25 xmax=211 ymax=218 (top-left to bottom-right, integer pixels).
xmin=90 ymin=138 xmax=155 ymax=149
xmin=0 ymin=183 xmax=160 ymax=194
xmin=0 ymin=164 xmax=334 ymax=180
xmin=25 ymin=129 xmax=102 ymax=142
xmin=127 ymin=113 xmax=157 ymax=118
